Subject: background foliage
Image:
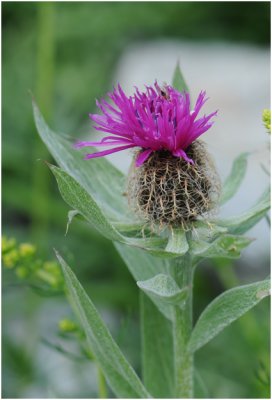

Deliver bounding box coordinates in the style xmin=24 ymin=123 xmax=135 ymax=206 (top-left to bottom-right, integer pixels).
xmin=2 ymin=2 xmax=270 ymax=398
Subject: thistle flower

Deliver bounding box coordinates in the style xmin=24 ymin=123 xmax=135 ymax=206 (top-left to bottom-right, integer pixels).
xmin=75 ymin=82 xmax=217 ymax=166
xmin=76 ymin=82 xmax=220 ymax=228
xmin=128 ymin=140 xmax=221 ymax=229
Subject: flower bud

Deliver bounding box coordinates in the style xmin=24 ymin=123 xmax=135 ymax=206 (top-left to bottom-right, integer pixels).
xmin=262 ymin=109 xmax=271 ymax=134
xmin=128 ymin=140 xmax=221 ymax=230
xmin=58 ymin=318 xmax=78 ymax=333
xmin=19 ymin=243 xmax=36 ymax=258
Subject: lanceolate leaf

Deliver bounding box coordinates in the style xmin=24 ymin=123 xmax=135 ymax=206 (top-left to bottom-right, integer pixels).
xmin=217 ymin=187 xmax=270 ymax=235
xmin=33 ymin=100 xmax=137 ymax=226
xmin=51 ymin=165 xmax=123 ymax=242
xmin=220 ymin=152 xmax=249 ymax=205
xmin=140 ymin=293 xmax=174 ymax=398
xmin=172 ymin=63 xmax=189 ymax=93
xmin=190 ymin=234 xmax=253 ymax=259
xmin=188 ymin=279 xmax=270 ymax=353
xmin=55 ymin=251 xmax=150 ymax=399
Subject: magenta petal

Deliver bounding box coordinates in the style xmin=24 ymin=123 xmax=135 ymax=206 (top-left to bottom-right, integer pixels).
xmin=78 ymin=82 xmax=217 ymax=163
xmin=74 ymin=138 xmax=132 ymax=148
xmin=74 ymin=141 xmax=90 ymax=148
xmin=173 ymin=148 xmax=194 ymax=164
xmin=135 ymin=149 xmax=153 ymax=167
xmin=84 ymin=144 xmax=136 ymax=159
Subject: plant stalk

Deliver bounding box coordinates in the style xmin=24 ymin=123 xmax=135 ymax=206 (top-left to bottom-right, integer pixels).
xmin=171 ymin=252 xmax=194 ymax=398
xmin=32 ymin=3 xmax=55 ymax=244
xmin=97 ymin=366 xmax=108 ymax=398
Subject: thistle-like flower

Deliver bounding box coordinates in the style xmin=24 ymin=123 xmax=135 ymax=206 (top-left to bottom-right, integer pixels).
xmin=75 ymin=82 xmax=217 ymax=165
xmin=76 ymin=82 xmax=220 ymax=228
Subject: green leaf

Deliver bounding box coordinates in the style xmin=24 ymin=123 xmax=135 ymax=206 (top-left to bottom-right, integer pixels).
xmin=220 ymin=152 xmax=249 ymax=205
xmin=188 ymin=279 xmax=270 ymax=353
xmin=115 ymin=242 xmax=173 ymax=320
xmin=55 ymin=251 xmax=150 ymax=399
xmin=192 ymin=220 xmax=228 ymax=240
xmin=165 ymin=229 xmax=189 ymax=256
xmin=65 ymin=210 xmax=80 ymax=236
xmin=51 ymin=165 xmax=123 ymax=241
xmin=33 ymin=100 xmax=138 ymax=226
xmin=137 ymin=274 xmax=188 ymax=306
xmin=115 ymin=242 xmax=167 ymax=280
xmin=217 ymin=187 xmax=270 ymax=234
xmin=140 ymin=293 xmax=174 ymax=398
xmin=172 ymin=63 xmax=189 ymax=93
xmin=190 ymin=234 xmax=253 ymax=259
xmin=126 ymin=236 xmax=187 ymax=259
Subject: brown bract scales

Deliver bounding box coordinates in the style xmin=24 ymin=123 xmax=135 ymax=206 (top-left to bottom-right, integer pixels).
xmin=128 ymin=141 xmax=221 ymax=230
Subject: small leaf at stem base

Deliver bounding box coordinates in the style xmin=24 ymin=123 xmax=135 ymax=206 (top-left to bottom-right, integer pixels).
xmin=137 ymin=274 xmax=189 ymax=306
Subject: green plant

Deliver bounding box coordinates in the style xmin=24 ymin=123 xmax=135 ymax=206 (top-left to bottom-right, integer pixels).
xmin=32 ymin=66 xmax=270 ymax=398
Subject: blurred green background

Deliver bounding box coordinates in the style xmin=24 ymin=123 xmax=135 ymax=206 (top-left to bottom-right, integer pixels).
xmin=2 ymin=2 xmax=270 ymax=398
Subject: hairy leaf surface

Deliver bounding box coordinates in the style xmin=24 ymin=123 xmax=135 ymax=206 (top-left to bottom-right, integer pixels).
xmin=188 ymin=279 xmax=270 ymax=353
xmin=140 ymin=293 xmax=174 ymax=398
xmin=190 ymin=234 xmax=253 ymax=259
xmin=217 ymin=187 xmax=270 ymax=234
xmin=137 ymin=274 xmax=188 ymax=306
xmin=33 ymin=100 xmax=137 ymax=226
xmin=56 ymin=251 xmax=151 ymax=399
xmin=220 ymin=152 xmax=249 ymax=205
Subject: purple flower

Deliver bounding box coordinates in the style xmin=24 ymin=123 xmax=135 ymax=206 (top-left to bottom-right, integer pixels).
xmin=75 ymin=82 xmax=217 ymax=167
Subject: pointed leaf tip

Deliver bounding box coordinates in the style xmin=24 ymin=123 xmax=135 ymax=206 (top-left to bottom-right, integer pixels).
xmin=65 ymin=210 xmax=80 ymax=236
xmin=220 ymin=152 xmax=249 ymax=205
xmin=172 ymin=63 xmax=189 ymax=93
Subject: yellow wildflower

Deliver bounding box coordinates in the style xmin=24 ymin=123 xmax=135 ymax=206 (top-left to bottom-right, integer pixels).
xmin=3 ymin=249 xmax=19 ymax=268
xmin=262 ymin=109 xmax=271 ymax=134
xmin=2 ymin=236 xmax=16 ymax=253
xmin=19 ymin=243 xmax=36 ymax=258
xmin=58 ymin=319 xmax=78 ymax=333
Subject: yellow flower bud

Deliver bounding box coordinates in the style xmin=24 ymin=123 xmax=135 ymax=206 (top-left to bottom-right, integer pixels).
xmin=3 ymin=249 xmax=19 ymax=268
xmin=58 ymin=318 xmax=78 ymax=332
xmin=19 ymin=243 xmax=36 ymax=258
xmin=262 ymin=109 xmax=271 ymax=134
xmin=2 ymin=236 xmax=16 ymax=253
xmin=16 ymin=266 xmax=29 ymax=279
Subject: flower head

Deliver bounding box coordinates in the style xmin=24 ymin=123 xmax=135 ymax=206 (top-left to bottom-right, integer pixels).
xmin=76 ymin=82 xmax=217 ymax=167
xmin=128 ymin=140 xmax=221 ymax=229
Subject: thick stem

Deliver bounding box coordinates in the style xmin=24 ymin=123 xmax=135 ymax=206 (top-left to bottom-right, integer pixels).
xmin=171 ymin=252 xmax=194 ymax=398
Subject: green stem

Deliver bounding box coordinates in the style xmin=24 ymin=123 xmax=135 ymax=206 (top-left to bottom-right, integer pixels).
xmin=97 ymin=366 xmax=108 ymax=398
xmin=171 ymin=252 xmax=194 ymax=398
xmin=31 ymin=3 xmax=55 ymax=244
